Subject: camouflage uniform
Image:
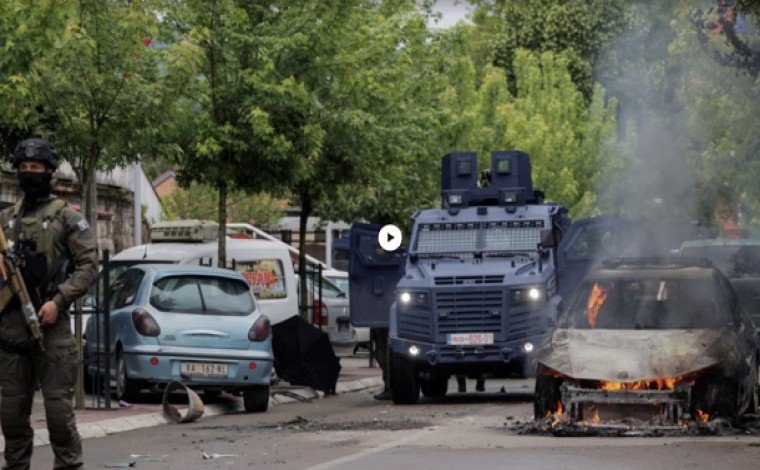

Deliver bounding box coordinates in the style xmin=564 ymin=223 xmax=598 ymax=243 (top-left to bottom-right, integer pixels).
xmin=371 ymin=328 xmax=390 ymax=399
xmin=0 ymin=142 xmax=97 ymax=469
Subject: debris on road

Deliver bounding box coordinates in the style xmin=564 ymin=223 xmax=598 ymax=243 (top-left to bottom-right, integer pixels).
xmin=104 ymin=463 xmax=136 ymax=468
xmin=202 ymin=452 xmax=239 ymax=459
xmin=162 ymin=381 xmax=204 ymax=423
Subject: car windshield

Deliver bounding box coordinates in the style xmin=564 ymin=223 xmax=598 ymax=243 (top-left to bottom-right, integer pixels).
xmin=681 ymin=245 xmax=760 ymax=278
xmin=150 ymin=275 xmax=255 ymax=315
xmin=563 ymin=277 xmax=729 ymax=330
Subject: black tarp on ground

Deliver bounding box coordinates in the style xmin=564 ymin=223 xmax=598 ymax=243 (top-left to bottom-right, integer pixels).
xmin=271 ymin=316 xmax=341 ymax=394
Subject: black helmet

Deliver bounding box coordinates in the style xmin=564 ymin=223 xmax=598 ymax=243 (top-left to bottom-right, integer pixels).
xmin=13 ymin=138 xmax=59 ymax=170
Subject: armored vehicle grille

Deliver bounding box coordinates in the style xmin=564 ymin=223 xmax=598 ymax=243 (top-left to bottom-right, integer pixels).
xmin=506 ymin=309 xmax=547 ymax=341
xmin=435 ymin=290 xmax=503 ymax=334
xmin=398 ymin=311 xmax=433 ymax=341
xmin=435 ymin=275 xmax=504 ymax=286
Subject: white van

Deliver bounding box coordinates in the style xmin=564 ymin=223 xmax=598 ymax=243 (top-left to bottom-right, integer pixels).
xmin=80 ymin=221 xmax=298 ymax=327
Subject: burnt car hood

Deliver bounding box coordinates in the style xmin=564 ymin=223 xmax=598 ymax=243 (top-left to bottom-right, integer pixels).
xmin=536 ymin=329 xmax=736 ymax=382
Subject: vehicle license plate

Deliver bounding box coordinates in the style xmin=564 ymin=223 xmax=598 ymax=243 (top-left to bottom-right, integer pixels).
xmin=447 ymin=333 xmax=494 ymax=345
xmin=181 ymin=362 xmax=228 ymax=377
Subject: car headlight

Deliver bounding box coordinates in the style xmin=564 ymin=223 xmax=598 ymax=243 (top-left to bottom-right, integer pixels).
xmin=398 ymin=291 xmax=429 ymax=307
xmin=511 ymin=287 xmax=542 ymax=303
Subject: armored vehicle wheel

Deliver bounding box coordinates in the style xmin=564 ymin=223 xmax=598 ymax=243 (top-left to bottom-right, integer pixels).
xmin=243 ymin=385 xmax=270 ymax=412
xmin=534 ymin=375 xmax=562 ymax=419
xmin=420 ymin=375 xmax=449 ymax=398
xmin=389 ymin=351 xmax=419 ymax=404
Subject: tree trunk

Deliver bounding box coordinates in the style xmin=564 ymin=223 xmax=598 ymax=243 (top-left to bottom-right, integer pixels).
xmin=217 ymin=180 xmax=228 ymax=268
xmin=298 ymin=189 xmax=313 ymax=321
xmin=82 ymin=145 xmax=99 ymax=247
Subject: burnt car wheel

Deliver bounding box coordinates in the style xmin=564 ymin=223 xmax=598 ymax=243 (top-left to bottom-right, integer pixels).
xmin=420 ymin=375 xmax=448 ymax=398
xmin=693 ymin=376 xmax=740 ymax=420
xmin=749 ymin=361 xmax=760 ymax=414
xmin=534 ymin=375 xmax=563 ymax=419
xmin=389 ymin=351 xmax=420 ymax=404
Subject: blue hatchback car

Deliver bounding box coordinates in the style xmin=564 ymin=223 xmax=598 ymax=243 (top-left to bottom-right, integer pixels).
xmin=85 ymin=265 xmax=273 ymax=412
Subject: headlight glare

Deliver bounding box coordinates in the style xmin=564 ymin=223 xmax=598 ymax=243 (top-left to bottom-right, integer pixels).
xmin=398 ymin=290 xmax=429 ymax=307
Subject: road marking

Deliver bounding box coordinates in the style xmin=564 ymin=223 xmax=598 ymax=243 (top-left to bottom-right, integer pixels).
xmin=304 ymin=426 xmax=432 ymax=470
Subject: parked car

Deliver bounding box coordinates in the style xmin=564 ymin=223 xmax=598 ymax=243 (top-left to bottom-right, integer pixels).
xmin=323 ymin=269 xmax=370 ymax=349
xmin=296 ymin=270 xmax=356 ymax=354
xmin=534 ymin=258 xmax=760 ymax=425
xmin=85 ymin=264 xmax=273 ymax=412
xmin=679 ymin=238 xmax=760 ymax=327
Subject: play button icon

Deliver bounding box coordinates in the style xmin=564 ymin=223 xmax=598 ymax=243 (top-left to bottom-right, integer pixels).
xmin=378 ymin=224 xmax=402 ymax=252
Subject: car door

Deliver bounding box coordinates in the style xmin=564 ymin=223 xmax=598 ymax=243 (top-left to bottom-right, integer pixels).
xmin=91 ymin=268 xmax=145 ymax=375
xmin=556 ymin=214 xmax=628 ymax=301
xmin=348 ymin=223 xmax=404 ymax=328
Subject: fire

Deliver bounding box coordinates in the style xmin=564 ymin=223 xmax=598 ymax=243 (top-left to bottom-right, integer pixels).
xmin=697 ymin=409 xmax=709 ymax=423
xmin=599 ymin=375 xmax=691 ymax=391
xmin=591 ymin=406 xmax=600 ymax=424
xmin=586 ymin=282 xmax=612 ymax=328
xmin=549 ymin=401 xmax=564 ymax=429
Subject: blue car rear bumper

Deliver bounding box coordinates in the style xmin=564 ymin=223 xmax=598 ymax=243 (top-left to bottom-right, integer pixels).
xmin=123 ymin=344 xmax=273 ymax=387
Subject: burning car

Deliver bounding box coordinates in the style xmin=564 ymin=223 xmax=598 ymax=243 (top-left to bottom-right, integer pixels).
xmin=534 ymin=258 xmax=760 ymax=429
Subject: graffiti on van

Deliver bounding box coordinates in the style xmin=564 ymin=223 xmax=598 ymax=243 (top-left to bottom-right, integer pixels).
xmin=235 ymin=259 xmax=287 ymax=299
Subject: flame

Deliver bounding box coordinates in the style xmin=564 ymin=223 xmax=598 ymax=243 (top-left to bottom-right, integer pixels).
xmin=550 ymin=401 xmax=564 ymax=429
xmin=697 ymin=409 xmax=709 ymax=423
xmin=586 ymin=282 xmax=611 ymax=328
xmin=599 ymin=375 xmax=692 ymax=391
xmin=591 ymin=406 xmax=600 ymax=424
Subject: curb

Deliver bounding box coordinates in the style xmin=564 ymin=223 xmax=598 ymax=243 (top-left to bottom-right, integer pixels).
xmin=0 ymin=377 xmax=383 ymax=451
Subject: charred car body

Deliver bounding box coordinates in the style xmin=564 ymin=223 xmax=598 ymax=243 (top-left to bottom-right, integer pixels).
xmin=535 ymin=258 xmax=760 ymax=428
xmin=349 ymin=151 xmax=624 ymax=405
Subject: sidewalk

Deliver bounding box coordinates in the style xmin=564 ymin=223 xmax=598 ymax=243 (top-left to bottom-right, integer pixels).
xmin=0 ymin=355 xmax=382 ymax=451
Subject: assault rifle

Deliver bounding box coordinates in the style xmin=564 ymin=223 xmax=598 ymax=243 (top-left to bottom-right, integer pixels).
xmin=0 ymin=228 xmax=45 ymax=351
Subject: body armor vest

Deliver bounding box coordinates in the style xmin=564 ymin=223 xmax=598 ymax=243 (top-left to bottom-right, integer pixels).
xmin=9 ymin=199 xmax=68 ymax=300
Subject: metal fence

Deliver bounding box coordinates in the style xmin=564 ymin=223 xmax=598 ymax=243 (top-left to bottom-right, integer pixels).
xmin=73 ymin=250 xmax=113 ymax=409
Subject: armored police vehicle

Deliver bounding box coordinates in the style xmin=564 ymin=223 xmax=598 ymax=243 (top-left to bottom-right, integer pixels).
xmin=349 ymin=150 xmax=626 ymax=404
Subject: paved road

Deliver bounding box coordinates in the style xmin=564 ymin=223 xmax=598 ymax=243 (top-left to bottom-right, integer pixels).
xmin=22 ymin=376 xmax=760 ymax=470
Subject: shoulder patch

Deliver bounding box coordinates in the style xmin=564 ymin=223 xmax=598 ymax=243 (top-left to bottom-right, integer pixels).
xmin=76 ymin=219 xmax=90 ymax=232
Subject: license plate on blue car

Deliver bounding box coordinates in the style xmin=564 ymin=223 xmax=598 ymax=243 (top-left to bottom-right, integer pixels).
xmin=181 ymin=362 xmax=229 ymax=377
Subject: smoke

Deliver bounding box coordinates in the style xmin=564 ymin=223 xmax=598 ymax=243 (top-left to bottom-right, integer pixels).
xmin=596 ymin=2 xmax=758 ymax=254
xmin=592 ymin=3 xmax=732 ymax=255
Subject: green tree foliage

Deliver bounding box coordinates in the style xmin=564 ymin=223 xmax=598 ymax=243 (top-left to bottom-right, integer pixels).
xmin=474 ymin=0 xmax=628 ymax=101
xmin=671 ymin=5 xmax=760 ymax=231
xmin=163 ymin=0 xmax=312 ymax=268
xmin=162 ymin=183 xmax=282 ymax=225
xmin=454 ymin=50 xmax=629 ymax=217
xmin=0 ymin=1 xmax=69 ymax=156
xmin=2 ymin=1 xmax=194 ymax=237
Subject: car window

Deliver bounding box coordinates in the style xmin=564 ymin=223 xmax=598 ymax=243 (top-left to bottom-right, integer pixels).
xmin=305 ymin=273 xmax=345 ymax=299
xmin=563 ymin=277 xmax=729 ymax=330
xmin=326 ymin=276 xmax=349 ymax=296
xmin=233 ymin=259 xmax=287 ymax=300
xmin=150 ymin=275 xmax=255 ymax=315
xmin=111 ymin=269 xmax=145 ymax=310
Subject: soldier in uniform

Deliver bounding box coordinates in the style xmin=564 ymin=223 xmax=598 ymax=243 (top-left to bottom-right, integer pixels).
xmin=371 ymin=327 xmax=391 ymax=400
xmin=0 ymin=138 xmax=97 ymax=469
